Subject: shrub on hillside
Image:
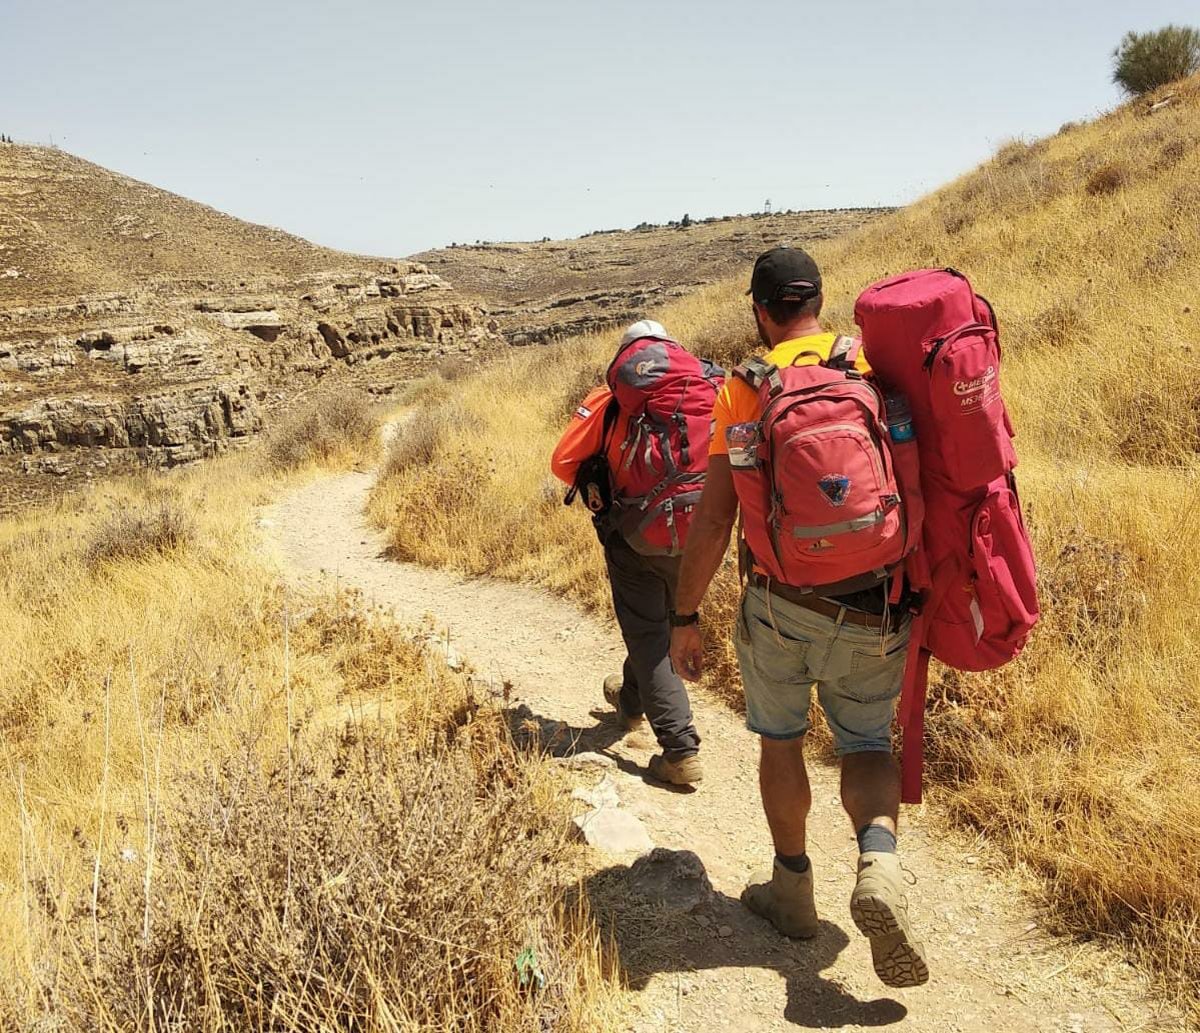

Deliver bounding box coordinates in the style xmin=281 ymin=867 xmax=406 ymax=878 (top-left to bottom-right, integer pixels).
xmin=436 ymin=354 xmax=475 ymax=382
xmin=380 ymin=403 xmax=464 ymax=479
xmin=1085 ymin=161 xmax=1130 ymax=196
xmin=84 ymin=498 xmax=196 ymax=568
xmin=1112 ymin=25 xmax=1200 ymax=96
xmin=266 ymin=385 xmax=379 ymax=470
xmin=37 ymin=708 xmax=604 ymax=1030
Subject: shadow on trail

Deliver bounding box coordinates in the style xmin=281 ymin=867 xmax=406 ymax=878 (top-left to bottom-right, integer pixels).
xmin=503 ymin=698 xmax=903 ymax=1024
xmin=577 ymin=848 xmax=905 ymax=1029
xmin=505 ymin=700 xmax=698 ymax=789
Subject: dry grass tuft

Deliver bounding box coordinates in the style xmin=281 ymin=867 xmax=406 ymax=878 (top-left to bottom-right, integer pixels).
xmin=994 ymin=137 xmax=1039 ymax=166
xmin=369 ymin=74 xmax=1200 ymax=1015
xmin=83 ymin=497 xmax=197 ymax=568
xmin=381 ymin=404 xmax=463 ymax=480
xmin=1085 ymin=161 xmax=1131 ymax=196
xmin=38 ymin=710 xmax=604 ymax=1031
xmin=436 ymin=354 xmax=477 ymax=382
xmin=266 ymin=384 xmax=381 ymax=470
xmin=560 ymin=359 xmax=612 ymax=417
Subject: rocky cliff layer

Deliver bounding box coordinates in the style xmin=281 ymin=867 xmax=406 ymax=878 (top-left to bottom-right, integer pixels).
xmin=0 ymin=264 xmax=500 ymax=511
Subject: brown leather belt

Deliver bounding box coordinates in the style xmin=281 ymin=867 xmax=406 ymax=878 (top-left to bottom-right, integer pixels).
xmin=749 ymin=573 xmax=889 ymax=631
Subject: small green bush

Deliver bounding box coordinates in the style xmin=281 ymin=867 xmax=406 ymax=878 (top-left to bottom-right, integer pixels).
xmin=1112 ymin=25 xmax=1200 ymax=97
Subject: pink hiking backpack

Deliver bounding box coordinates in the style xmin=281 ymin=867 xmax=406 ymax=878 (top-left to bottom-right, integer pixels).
xmin=729 ymin=337 xmax=920 ymax=592
xmin=606 ymin=333 xmax=724 ymax=556
xmin=855 ymin=268 xmax=1039 ymax=802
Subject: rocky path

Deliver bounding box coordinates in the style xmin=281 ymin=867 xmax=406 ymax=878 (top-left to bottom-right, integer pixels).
xmin=260 ymin=469 xmax=1178 ymax=1033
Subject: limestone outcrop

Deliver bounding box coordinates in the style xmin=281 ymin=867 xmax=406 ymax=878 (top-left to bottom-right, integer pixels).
xmin=0 ymin=263 xmax=500 ymax=510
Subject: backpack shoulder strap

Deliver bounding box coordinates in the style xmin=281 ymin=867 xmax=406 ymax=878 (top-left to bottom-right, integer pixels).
xmin=826 ymin=334 xmax=862 ymax=371
xmin=733 ymin=356 xmax=783 ymax=397
xmin=599 ymin=394 xmax=620 ymax=448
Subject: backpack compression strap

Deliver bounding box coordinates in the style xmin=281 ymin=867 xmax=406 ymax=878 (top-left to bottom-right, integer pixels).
xmin=732 ymin=357 xmax=783 ymax=397
xmin=827 ymin=335 xmax=863 ymax=371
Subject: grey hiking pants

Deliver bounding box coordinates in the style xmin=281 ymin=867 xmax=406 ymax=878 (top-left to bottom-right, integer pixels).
xmin=603 ymin=531 xmax=701 ymax=760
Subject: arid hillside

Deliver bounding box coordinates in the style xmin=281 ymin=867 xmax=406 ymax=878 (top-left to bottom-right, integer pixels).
xmin=371 ymin=74 xmax=1200 ymax=1016
xmin=414 ymin=208 xmax=890 ymax=344
xmin=0 ymin=145 xmax=884 ymax=515
xmin=0 ymin=144 xmax=501 ymax=513
xmin=0 ymin=145 xmax=381 ymax=301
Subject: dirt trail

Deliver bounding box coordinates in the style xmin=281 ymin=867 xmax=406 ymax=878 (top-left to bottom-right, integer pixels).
xmin=260 ymin=468 xmax=1178 ymax=1033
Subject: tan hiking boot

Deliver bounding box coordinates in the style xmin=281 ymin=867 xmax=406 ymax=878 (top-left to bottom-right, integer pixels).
xmin=849 ymin=852 xmax=929 ymax=988
xmin=647 ymin=752 xmax=703 ymax=785
xmin=742 ymin=858 xmax=819 ymax=939
xmin=602 ymin=674 xmax=643 ymax=731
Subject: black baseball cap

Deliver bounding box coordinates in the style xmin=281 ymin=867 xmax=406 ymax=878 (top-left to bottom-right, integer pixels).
xmin=747 ymin=247 xmax=822 ymax=305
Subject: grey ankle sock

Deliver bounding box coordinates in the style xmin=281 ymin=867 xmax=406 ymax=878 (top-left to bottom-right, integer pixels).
xmin=857 ymin=823 xmax=898 ymax=855
xmin=776 ymin=852 xmax=810 ymax=874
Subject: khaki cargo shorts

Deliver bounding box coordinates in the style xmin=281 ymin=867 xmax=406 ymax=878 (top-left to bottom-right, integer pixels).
xmin=735 ymin=584 xmax=912 ymax=754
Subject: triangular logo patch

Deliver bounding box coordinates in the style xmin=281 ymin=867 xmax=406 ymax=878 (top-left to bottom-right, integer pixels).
xmin=818 ymin=474 xmax=851 ymax=508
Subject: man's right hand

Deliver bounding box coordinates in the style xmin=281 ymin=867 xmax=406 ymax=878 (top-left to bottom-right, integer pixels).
xmin=671 ymin=624 xmax=705 ymax=682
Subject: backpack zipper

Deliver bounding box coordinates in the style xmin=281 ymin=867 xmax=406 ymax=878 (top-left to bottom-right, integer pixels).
xmin=778 ymin=422 xmax=889 ymax=504
xmin=923 ymin=322 xmax=994 ymax=372
xmin=922 ymin=339 xmax=946 ymax=371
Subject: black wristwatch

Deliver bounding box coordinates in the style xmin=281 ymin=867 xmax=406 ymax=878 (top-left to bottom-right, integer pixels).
xmin=669 ymin=610 xmax=700 ymax=628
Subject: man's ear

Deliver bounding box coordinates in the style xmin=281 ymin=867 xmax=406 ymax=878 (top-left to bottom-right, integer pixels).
xmin=812 ymin=292 xmax=824 ymax=318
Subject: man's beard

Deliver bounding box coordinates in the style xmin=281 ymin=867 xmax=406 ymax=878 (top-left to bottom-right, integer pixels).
xmin=754 ymin=308 xmax=771 ymax=348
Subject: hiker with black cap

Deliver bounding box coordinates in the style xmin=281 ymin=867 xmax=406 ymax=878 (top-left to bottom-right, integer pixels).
xmin=551 ymin=320 xmax=725 ymax=787
xmin=667 ymin=247 xmax=929 ymax=988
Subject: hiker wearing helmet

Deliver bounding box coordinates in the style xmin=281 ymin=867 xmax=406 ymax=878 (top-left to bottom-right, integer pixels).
xmin=668 ymin=248 xmax=929 ymax=988
xmin=551 ymin=320 xmax=725 ymax=786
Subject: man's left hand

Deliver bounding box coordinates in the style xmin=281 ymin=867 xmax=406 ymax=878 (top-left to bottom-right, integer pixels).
xmin=671 ymin=624 xmax=705 ymax=682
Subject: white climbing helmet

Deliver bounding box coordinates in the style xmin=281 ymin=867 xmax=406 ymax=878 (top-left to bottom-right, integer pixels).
xmin=619 ymin=319 xmax=669 ymax=347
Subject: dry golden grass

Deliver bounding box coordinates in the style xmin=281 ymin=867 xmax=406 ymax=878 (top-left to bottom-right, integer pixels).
xmin=369 ymin=75 xmax=1200 ymax=1012
xmin=265 ymin=384 xmax=383 ymax=471
xmin=0 ymin=443 xmax=616 ymax=1028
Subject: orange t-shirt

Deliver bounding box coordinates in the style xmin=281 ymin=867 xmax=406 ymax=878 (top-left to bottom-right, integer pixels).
xmin=709 ymin=333 xmax=871 ymax=456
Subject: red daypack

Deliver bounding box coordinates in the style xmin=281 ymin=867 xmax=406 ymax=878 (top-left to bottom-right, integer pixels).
xmin=606 ymin=334 xmax=724 ymax=556
xmin=729 ymin=337 xmax=919 ymax=591
xmin=855 ymin=269 xmax=1039 ymax=802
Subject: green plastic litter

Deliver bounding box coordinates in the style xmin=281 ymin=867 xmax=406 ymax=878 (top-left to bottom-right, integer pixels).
xmin=514 ymin=946 xmax=546 ymax=992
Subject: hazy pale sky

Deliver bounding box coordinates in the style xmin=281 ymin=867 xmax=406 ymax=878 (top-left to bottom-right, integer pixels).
xmin=4 ymin=0 xmax=1197 ymax=256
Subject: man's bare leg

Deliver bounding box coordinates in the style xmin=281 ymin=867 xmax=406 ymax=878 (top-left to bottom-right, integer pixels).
xmin=760 ymin=736 xmax=812 ymax=854
xmin=843 ymin=749 xmax=928 ymax=987
xmin=742 ymin=736 xmax=819 ymax=937
xmin=840 ymin=750 xmax=899 ymax=836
